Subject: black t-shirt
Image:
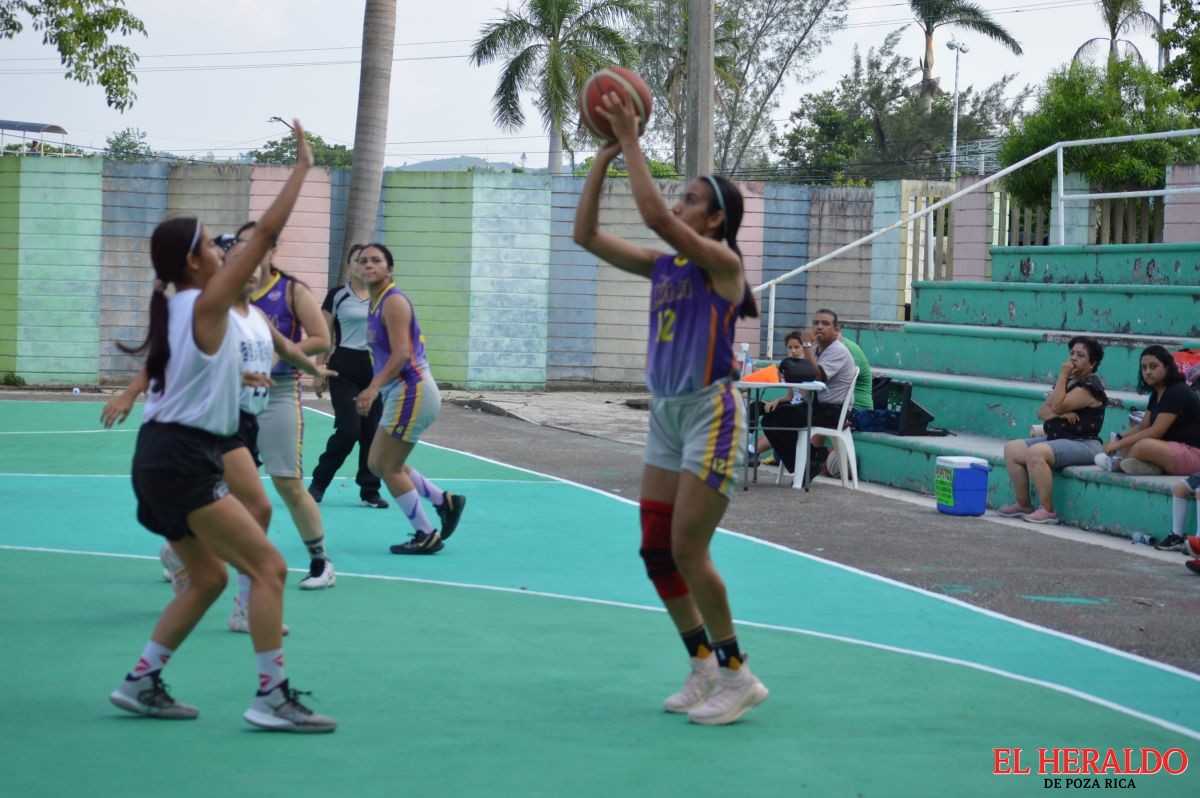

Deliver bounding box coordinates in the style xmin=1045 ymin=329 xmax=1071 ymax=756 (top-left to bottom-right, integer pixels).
xmin=1148 ymin=382 xmax=1200 ymax=447
xmin=1044 ymin=375 xmax=1108 ymax=440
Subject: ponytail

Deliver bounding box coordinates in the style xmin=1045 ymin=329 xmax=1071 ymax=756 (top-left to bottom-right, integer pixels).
xmin=119 ymin=216 xmax=202 ymax=392
xmin=703 ymin=175 xmax=758 ymax=319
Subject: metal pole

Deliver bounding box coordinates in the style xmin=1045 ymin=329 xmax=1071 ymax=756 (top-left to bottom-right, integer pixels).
xmin=766 ymin=284 xmax=777 ymax=360
xmin=950 ymin=47 xmax=960 ymax=179
xmin=1056 ymin=147 xmax=1065 ymax=245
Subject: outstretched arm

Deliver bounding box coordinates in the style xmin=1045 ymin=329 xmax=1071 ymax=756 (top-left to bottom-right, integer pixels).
xmin=573 ymin=140 xmax=660 ymax=278
xmin=193 ymin=120 xmax=313 ymax=354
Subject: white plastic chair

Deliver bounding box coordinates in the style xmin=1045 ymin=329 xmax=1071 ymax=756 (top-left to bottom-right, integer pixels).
xmin=789 ymin=366 xmax=860 ymax=490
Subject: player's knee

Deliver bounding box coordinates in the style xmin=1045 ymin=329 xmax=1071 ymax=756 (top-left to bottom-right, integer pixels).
xmin=188 ymin=561 xmax=228 ymax=600
xmin=640 ymin=499 xmax=689 ymax=600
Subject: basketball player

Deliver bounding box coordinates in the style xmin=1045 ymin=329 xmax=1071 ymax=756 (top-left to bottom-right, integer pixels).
xmin=107 ymin=123 xmax=336 ymax=732
xmin=573 ymin=91 xmax=768 ymax=725
xmin=353 ymin=243 xmax=466 ymax=554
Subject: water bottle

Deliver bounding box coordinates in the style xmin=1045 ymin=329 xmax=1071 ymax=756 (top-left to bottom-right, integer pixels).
xmin=738 ymin=342 xmax=750 ymax=377
xmin=1131 ymin=532 xmax=1154 ymax=546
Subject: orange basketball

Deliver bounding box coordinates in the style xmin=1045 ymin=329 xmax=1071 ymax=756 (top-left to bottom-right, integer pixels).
xmin=578 ymin=66 xmax=653 ymax=141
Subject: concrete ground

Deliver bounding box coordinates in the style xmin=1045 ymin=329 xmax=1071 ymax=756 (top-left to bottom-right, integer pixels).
xmin=423 ymin=389 xmax=1200 ymax=676
xmin=16 ymin=386 xmax=1200 ymax=675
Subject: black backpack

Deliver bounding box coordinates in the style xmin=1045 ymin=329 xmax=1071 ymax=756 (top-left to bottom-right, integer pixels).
xmin=779 ymin=356 xmax=817 ymax=383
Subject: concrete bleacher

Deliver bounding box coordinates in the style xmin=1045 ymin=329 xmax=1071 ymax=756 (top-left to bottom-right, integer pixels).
xmin=841 ymin=241 xmax=1200 ymax=540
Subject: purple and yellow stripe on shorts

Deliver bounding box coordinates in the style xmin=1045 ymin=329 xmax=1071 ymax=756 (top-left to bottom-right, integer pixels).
xmin=699 ymin=380 xmax=744 ymax=495
xmin=384 ymin=377 xmax=425 ymax=442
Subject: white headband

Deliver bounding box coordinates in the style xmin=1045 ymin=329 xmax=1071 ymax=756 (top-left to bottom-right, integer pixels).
xmin=702 ymin=175 xmax=727 ymax=235
xmin=189 ymin=218 xmax=203 ymax=253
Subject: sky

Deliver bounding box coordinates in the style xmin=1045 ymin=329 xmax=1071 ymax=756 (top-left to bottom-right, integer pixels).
xmin=0 ymin=0 xmax=1171 ymax=169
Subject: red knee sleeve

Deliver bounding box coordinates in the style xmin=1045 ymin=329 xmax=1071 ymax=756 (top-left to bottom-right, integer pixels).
xmin=639 ymin=499 xmax=689 ymax=600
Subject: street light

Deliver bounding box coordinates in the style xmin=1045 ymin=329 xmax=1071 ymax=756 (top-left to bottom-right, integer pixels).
xmin=946 ymin=39 xmax=969 ymax=179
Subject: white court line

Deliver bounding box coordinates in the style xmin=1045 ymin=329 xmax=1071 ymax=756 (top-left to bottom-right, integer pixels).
xmin=0 ymin=473 xmax=549 ymax=484
xmin=0 ymin=429 xmax=135 ymax=435
xmin=304 ymin=408 xmax=1200 ymax=687
xmin=3 ymin=541 xmax=1197 ymax=742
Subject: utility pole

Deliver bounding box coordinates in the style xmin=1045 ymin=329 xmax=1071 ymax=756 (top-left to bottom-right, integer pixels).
xmin=686 ymin=0 xmax=714 ymax=178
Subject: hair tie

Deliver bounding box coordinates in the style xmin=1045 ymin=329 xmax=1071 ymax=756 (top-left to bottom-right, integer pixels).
xmin=188 ymin=218 xmax=203 ymax=253
xmin=702 ymin=175 xmax=728 ymax=236
xmin=152 ymin=279 xmax=166 ymax=293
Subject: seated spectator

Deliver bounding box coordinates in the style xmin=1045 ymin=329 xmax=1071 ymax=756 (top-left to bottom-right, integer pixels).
xmin=1101 ymin=344 xmax=1200 ymax=476
xmin=840 ymin=331 xmax=874 ymax=414
xmin=996 ymin=337 xmax=1107 ymax=524
xmin=1154 ymin=473 xmax=1200 ymax=552
xmin=750 ymin=309 xmax=855 ymax=478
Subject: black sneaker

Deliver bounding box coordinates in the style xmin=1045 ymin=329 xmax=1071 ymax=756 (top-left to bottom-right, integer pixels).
xmin=390 ymin=530 xmax=444 ymax=555
xmin=307 ymin=483 xmax=325 ymax=504
xmin=1187 ymin=559 xmax=1200 ymax=575
xmin=360 ymin=492 xmax=389 ymax=509
xmin=436 ymin=492 xmax=467 ymax=540
xmin=1154 ymin=533 xmax=1188 ymax=552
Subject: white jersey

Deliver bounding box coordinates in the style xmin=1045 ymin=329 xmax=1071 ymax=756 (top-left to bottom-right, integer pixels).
xmin=143 ymin=289 xmax=241 ymax=436
xmin=230 ymin=305 xmax=275 ymax=416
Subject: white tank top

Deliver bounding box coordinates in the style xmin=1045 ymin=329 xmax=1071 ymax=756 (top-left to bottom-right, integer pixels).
xmin=230 ymin=305 xmax=275 ymax=416
xmin=143 ymin=289 xmax=241 ymax=436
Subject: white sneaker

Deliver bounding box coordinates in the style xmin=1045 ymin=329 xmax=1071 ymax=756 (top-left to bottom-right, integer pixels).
xmin=243 ymin=680 xmax=337 ymax=733
xmin=227 ymin=599 xmax=290 ymax=636
xmin=687 ymin=663 xmax=769 ymax=726
xmin=159 ymin=542 xmax=188 ymax=595
xmin=663 ymin=655 xmax=718 ymax=713
xmin=298 ymin=558 xmax=336 ymax=590
xmin=109 ymin=671 xmax=199 ymax=719
xmin=1119 ymin=457 xmax=1164 ymax=476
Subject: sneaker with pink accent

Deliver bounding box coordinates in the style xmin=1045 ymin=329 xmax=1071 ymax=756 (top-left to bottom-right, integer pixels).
xmin=995 ymin=502 xmax=1033 ymax=518
xmin=1023 ymin=507 xmax=1059 ymax=525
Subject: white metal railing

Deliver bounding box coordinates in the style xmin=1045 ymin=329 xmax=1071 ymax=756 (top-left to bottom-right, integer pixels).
xmin=757 ymin=127 xmax=1200 ymax=359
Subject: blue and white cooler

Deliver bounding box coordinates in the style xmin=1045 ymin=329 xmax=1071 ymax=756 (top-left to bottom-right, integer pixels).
xmin=934 ymin=456 xmax=991 ymax=517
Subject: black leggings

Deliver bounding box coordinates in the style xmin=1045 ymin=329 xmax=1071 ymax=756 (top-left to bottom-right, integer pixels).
xmin=311 ymin=348 xmax=382 ymax=494
xmin=760 ymin=401 xmax=842 ymax=474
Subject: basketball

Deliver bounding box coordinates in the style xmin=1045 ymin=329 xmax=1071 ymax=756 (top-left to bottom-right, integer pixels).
xmin=578 ymin=66 xmax=653 ymax=141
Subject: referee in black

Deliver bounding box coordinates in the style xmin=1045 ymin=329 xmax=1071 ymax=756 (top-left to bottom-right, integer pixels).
xmin=309 ymin=244 xmax=387 ymax=507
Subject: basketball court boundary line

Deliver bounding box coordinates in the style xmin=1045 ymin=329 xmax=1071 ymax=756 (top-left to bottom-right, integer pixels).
xmin=4 ymin=542 xmax=1198 ymax=742
xmin=299 ymin=407 xmax=1200 ymax=686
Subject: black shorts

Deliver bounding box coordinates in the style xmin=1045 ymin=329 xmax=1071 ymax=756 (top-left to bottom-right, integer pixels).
xmin=132 ymin=422 xmax=230 ymax=541
xmin=219 ymin=411 xmax=262 ymax=467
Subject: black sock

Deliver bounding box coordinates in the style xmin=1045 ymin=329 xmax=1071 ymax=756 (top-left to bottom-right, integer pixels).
xmin=305 ymin=535 xmax=326 ymax=560
xmin=712 ymin=637 xmax=743 ymax=669
xmin=680 ymin=625 xmax=711 ymax=659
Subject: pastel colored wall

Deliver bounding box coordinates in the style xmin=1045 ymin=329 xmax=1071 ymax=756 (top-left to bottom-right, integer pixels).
xmin=1 ymin=159 xmax=969 ymax=388
xmin=100 ymin=161 xmax=168 ymax=381
xmin=7 ymin=158 xmax=103 ymax=383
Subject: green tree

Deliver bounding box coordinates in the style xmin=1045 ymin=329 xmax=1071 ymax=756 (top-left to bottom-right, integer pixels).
xmin=714 ymin=0 xmax=850 ymax=174
xmin=999 ymin=59 xmax=1200 ymax=208
xmin=1074 ymin=0 xmax=1161 ymax=66
xmin=775 ymin=28 xmax=1026 ymax=181
xmin=469 ymin=0 xmax=643 ymax=175
xmin=1160 ymin=0 xmax=1200 ymax=101
xmin=907 ymin=1 xmax=1022 ymax=113
xmin=627 ymin=0 xmax=740 ymax=174
xmin=249 ymin=131 xmax=354 ymax=169
xmin=0 ymin=1 xmax=145 ymax=110
xmin=104 ymin=126 xmax=151 ymax=161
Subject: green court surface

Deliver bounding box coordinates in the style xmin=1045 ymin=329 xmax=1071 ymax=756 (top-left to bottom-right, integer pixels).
xmin=1 ymin=401 xmax=1197 ymax=797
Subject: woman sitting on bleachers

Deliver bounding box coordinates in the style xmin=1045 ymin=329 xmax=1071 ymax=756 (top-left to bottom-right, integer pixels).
xmin=996 ymin=336 xmax=1107 ymax=525
xmin=1101 ymin=344 xmax=1200 ymax=477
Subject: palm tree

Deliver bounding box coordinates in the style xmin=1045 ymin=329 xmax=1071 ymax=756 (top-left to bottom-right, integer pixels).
xmin=1073 ymin=0 xmax=1162 ymax=66
xmin=341 ymin=0 xmax=395 ymax=283
xmin=908 ymin=1 xmax=1022 ymax=113
xmin=469 ymin=0 xmax=643 ymax=175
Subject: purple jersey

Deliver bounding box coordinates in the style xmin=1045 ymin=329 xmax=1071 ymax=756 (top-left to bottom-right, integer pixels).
xmin=646 ymin=254 xmax=741 ymax=397
xmin=250 ymin=271 xmax=301 ymax=377
xmin=367 ymin=282 xmax=429 ymax=386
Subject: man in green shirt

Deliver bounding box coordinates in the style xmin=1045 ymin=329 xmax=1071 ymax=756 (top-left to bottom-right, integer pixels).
xmin=840 ymin=333 xmax=874 ymax=411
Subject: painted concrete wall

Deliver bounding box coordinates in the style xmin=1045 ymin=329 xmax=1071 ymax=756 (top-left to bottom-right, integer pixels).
xmin=2 ymin=160 xmax=948 ymax=387
xmin=805 ymin=186 xmax=873 ymax=322
xmin=949 ymin=174 xmax=990 ymax=281
xmin=8 ymin=158 xmax=103 ymax=383
xmin=100 ymin=161 xmax=168 ymax=381
xmin=1164 ymin=163 xmax=1200 ymax=244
